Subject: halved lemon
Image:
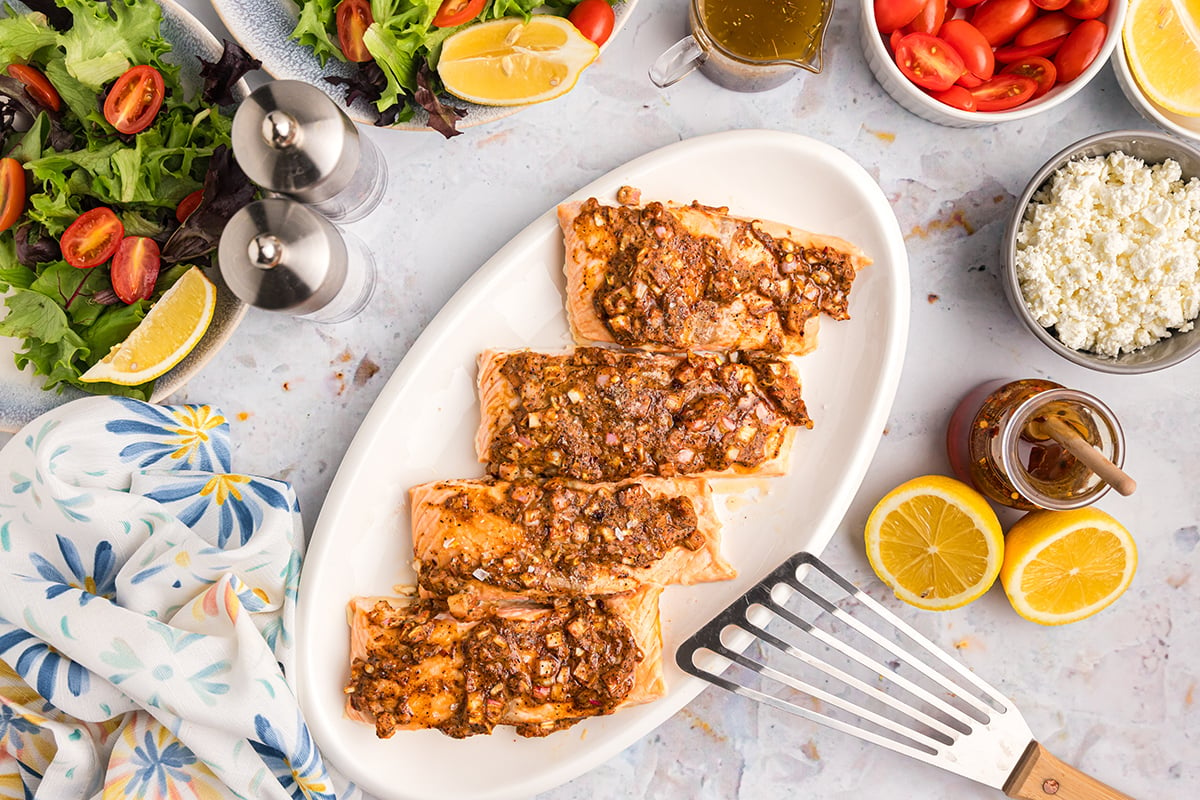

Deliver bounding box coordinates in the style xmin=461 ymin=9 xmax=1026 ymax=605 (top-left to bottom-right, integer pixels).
xmin=437 ymin=16 xmax=599 ymax=106
xmin=864 ymin=475 xmax=1004 ymax=611
xmin=1000 ymin=507 xmax=1137 ymax=626
xmin=80 ymin=266 xmax=216 ymax=386
xmin=1124 ymin=0 xmax=1200 ymax=116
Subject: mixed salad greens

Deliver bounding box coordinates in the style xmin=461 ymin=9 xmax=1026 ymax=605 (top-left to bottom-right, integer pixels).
xmin=292 ymin=0 xmax=616 ymax=136
xmin=0 ymin=0 xmax=259 ymax=399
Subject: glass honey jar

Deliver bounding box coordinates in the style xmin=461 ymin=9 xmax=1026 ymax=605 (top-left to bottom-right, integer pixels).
xmin=946 ymin=379 xmax=1125 ymax=510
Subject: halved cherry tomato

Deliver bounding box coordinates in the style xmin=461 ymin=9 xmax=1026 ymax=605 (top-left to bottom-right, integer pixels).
xmin=1054 ymin=18 xmax=1106 ymax=82
xmin=875 ymin=0 xmax=926 ymax=33
xmin=939 ymin=19 xmax=995 ymax=80
xmin=930 ymin=84 xmax=978 ymax=110
xmin=994 ymin=34 xmax=1068 ymax=62
xmin=1014 ymin=12 xmax=1078 ymax=45
xmin=61 ymin=208 xmax=124 ymax=269
xmin=1032 ymin=0 xmax=1070 ymax=8
xmin=175 ymin=189 xmax=204 ymax=224
xmin=1063 ymin=0 xmax=1108 ymax=19
xmin=970 ymin=0 xmax=1038 ymax=45
xmin=336 ymin=0 xmax=374 ymax=62
xmin=0 ymin=158 xmax=26 ymax=234
xmin=569 ymin=0 xmax=616 ymax=46
xmin=6 ymin=64 xmax=61 ymax=112
xmin=969 ymin=73 xmax=1038 ymax=109
xmin=910 ymin=0 xmax=949 ymax=35
xmin=103 ymin=65 xmax=164 ymax=135
xmin=432 ymin=0 xmax=487 ymax=28
xmin=111 ymin=237 xmax=161 ymax=304
xmin=950 ymin=0 xmax=984 ymax=7
xmin=890 ymin=28 xmax=907 ymax=51
xmin=957 ymin=70 xmax=986 ymax=87
xmin=894 ymin=32 xmax=966 ymax=91
xmin=1002 ymin=56 xmax=1057 ymax=96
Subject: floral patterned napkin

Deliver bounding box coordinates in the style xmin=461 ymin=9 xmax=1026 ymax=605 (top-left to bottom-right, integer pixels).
xmin=0 ymin=396 xmax=358 ymax=800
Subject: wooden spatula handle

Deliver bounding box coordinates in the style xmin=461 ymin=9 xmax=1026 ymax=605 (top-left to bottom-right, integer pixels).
xmin=1003 ymin=741 xmax=1137 ymax=800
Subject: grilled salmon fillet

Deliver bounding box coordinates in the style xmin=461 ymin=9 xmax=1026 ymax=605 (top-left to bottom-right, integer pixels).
xmin=344 ymin=588 xmax=664 ymax=739
xmin=411 ymin=477 xmax=735 ymax=604
xmin=559 ymin=191 xmax=871 ymax=355
xmin=476 ymin=347 xmax=811 ymax=482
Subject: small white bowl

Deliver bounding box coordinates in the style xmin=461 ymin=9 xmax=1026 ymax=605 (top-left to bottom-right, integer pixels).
xmin=1112 ymin=40 xmax=1200 ymax=144
xmin=861 ymin=0 xmax=1128 ymax=127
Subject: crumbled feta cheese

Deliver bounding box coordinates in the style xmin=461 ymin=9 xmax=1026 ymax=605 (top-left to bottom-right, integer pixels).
xmin=1015 ymin=151 xmax=1200 ymax=356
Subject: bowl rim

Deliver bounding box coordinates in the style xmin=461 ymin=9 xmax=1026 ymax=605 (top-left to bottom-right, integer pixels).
xmin=860 ymin=0 xmax=1129 ymax=124
xmin=1002 ymin=128 xmax=1200 ymax=374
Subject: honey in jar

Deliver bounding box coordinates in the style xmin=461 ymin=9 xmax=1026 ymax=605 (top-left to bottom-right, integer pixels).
xmin=946 ymin=379 xmax=1125 ymax=510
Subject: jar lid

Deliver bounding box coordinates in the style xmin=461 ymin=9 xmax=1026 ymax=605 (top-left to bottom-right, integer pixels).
xmin=231 ymin=80 xmax=360 ymax=204
xmin=217 ymin=198 xmax=347 ymax=315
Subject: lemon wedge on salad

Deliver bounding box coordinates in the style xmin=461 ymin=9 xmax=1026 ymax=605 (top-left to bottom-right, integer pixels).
xmin=437 ymin=16 xmax=599 ymax=106
xmin=80 ymin=266 xmax=216 ymax=386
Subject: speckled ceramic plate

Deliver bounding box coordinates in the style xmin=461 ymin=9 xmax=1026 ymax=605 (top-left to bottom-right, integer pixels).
xmin=208 ymin=0 xmax=639 ymax=130
xmin=295 ymin=130 xmax=911 ymax=800
xmin=0 ymin=0 xmax=248 ymax=433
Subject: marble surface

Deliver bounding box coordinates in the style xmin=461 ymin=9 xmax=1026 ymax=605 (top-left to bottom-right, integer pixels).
xmin=6 ymin=1 xmax=1198 ymax=797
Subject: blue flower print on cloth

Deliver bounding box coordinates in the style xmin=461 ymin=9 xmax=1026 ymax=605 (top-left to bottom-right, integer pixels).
xmin=0 ymin=397 xmax=358 ymax=800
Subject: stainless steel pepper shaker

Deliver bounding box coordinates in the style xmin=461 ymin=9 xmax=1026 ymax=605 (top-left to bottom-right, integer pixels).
xmin=231 ymin=80 xmax=386 ymax=223
xmin=218 ymin=198 xmax=376 ymax=324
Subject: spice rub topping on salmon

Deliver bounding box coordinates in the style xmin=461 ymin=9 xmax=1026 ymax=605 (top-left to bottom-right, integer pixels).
xmin=344 ymin=589 xmax=664 ymax=739
xmin=559 ymin=191 xmax=871 ymax=355
xmin=477 ymin=347 xmax=812 ymax=482
xmin=411 ymin=477 xmax=735 ymax=604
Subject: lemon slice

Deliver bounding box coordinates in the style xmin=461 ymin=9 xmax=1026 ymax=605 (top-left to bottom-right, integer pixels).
xmin=1124 ymin=0 xmax=1200 ymax=116
xmin=437 ymin=16 xmax=599 ymax=106
xmin=1000 ymin=507 xmax=1137 ymax=625
xmin=864 ymin=475 xmax=1004 ymax=611
xmin=80 ymin=266 xmax=216 ymax=386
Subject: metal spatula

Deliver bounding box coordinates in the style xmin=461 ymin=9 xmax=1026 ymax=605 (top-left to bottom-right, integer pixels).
xmin=676 ymin=552 xmax=1135 ymax=800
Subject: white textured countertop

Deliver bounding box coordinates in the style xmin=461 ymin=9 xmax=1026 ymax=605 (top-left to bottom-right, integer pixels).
xmin=21 ymin=0 xmax=1200 ymax=796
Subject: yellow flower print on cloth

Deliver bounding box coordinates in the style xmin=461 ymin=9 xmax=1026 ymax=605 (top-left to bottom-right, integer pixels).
xmin=0 ymin=397 xmax=356 ymax=800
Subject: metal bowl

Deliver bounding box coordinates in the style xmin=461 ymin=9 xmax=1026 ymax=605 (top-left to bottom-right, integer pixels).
xmin=1002 ymin=129 xmax=1200 ymax=374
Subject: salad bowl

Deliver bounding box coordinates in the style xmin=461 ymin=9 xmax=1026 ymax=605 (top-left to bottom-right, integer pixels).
xmin=209 ymin=0 xmax=640 ymax=132
xmin=0 ymin=0 xmax=249 ymax=432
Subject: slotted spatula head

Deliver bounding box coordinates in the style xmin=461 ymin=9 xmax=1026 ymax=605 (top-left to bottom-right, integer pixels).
xmin=676 ymin=552 xmax=1135 ymax=800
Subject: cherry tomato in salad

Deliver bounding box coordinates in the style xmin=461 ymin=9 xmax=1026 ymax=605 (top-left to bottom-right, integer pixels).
xmin=993 ymin=34 xmax=1067 ymax=62
xmin=569 ymin=0 xmax=616 ymax=46
xmin=1062 ymin=0 xmax=1108 ymax=19
xmin=1032 ymin=0 xmax=1071 ymax=8
xmin=336 ymin=0 xmax=374 ymax=62
xmin=1014 ymin=12 xmax=1077 ymax=45
xmin=875 ymin=0 xmax=926 ymax=33
xmin=909 ymin=0 xmax=949 ymax=35
xmin=939 ymin=19 xmax=995 ymax=80
xmin=103 ymin=65 xmax=164 ymax=135
xmin=930 ymin=84 xmax=978 ymax=110
xmin=1053 ymin=18 xmax=1107 ymax=82
xmin=894 ymin=32 xmax=966 ymax=91
xmin=175 ymin=189 xmax=204 ymax=224
xmin=969 ymin=73 xmax=1038 ymax=109
xmin=970 ymin=0 xmax=1038 ymax=46
xmin=0 ymin=158 xmax=26 ymax=234
xmin=61 ymin=208 xmax=124 ymax=269
xmin=1001 ymin=56 xmax=1057 ymax=96
xmin=432 ymin=0 xmax=487 ymax=28
xmin=110 ymin=237 xmax=161 ymax=304
xmin=6 ymin=64 xmax=61 ymax=112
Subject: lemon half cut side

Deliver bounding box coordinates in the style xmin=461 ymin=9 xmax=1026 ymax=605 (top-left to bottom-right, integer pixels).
xmin=80 ymin=265 xmax=216 ymax=387
xmin=864 ymin=475 xmax=1005 ymax=611
xmin=1124 ymin=0 xmax=1200 ymax=116
xmin=437 ymin=16 xmax=600 ymax=107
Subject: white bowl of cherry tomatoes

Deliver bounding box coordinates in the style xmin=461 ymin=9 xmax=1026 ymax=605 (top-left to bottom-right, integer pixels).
xmin=861 ymin=0 xmax=1126 ymax=126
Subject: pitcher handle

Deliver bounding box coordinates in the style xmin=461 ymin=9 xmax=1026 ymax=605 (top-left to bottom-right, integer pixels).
xmin=649 ymin=35 xmax=706 ymax=88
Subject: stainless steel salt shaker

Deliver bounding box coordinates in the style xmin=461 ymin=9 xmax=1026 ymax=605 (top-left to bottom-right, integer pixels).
xmin=218 ymin=198 xmax=376 ymax=324
xmin=231 ymin=80 xmax=386 ymax=223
